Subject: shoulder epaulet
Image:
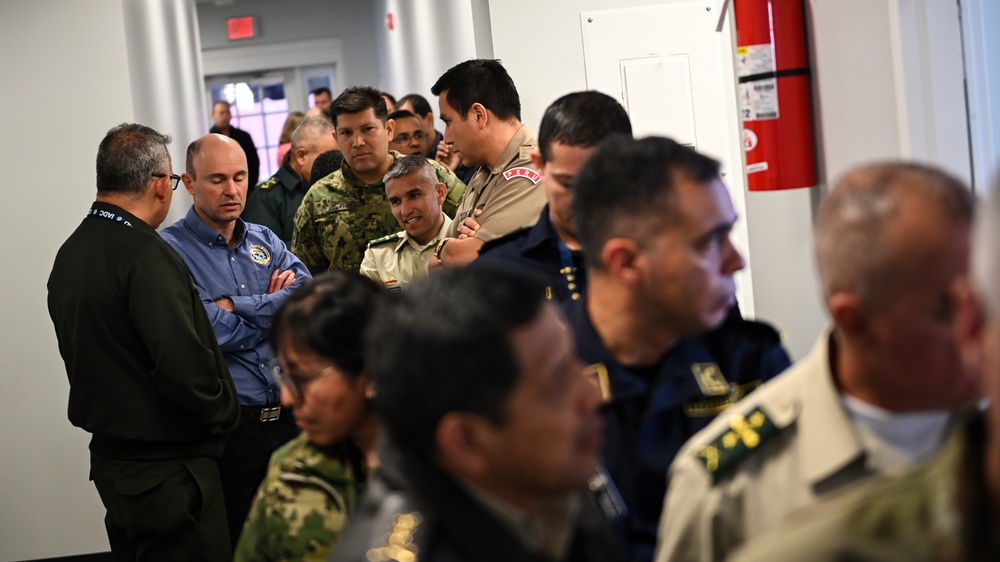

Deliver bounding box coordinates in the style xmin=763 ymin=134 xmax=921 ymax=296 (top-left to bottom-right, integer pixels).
xmin=479 ymin=226 xmax=531 ymax=254
xmin=258 ymin=177 xmax=278 ymax=190
xmin=367 ymin=232 xmax=403 ymax=249
xmin=695 ymin=406 xmax=780 ymax=484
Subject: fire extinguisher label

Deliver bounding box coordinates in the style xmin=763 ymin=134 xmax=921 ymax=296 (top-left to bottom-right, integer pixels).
xmin=737 ymin=44 xmax=780 ymax=121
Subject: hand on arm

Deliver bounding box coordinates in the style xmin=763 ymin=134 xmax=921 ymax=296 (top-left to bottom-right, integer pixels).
xmin=455 ymin=208 xmax=483 ymax=239
xmin=268 ymin=268 xmax=296 ymax=294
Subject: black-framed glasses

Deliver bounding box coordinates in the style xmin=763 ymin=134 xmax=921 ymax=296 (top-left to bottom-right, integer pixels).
xmin=267 ymin=358 xmax=337 ymax=401
xmin=152 ymin=172 xmax=182 ymax=190
xmin=391 ymin=130 xmax=428 ymax=144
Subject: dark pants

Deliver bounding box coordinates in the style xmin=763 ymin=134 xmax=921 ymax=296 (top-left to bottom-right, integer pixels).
xmin=218 ymin=412 xmax=299 ymax=546
xmin=90 ymin=454 xmax=230 ymax=562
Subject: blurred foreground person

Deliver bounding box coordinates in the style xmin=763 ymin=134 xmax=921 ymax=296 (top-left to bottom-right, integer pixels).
xmin=331 ymin=268 xmax=623 ymax=562
xmin=661 ymin=162 xmax=978 ymax=562
xmin=236 ymin=271 xmax=382 ymax=561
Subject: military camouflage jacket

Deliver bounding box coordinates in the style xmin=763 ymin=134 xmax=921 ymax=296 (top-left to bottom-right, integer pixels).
xmin=234 ymin=433 xmax=366 ymax=562
xmin=291 ymin=151 xmax=465 ymax=273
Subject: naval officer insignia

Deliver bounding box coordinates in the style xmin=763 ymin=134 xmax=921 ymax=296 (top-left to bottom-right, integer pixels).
xmin=249 ymin=244 xmax=271 ymax=266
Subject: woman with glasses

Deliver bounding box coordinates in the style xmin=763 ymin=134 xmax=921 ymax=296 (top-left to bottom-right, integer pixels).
xmin=235 ymin=271 xmax=382 ymax=562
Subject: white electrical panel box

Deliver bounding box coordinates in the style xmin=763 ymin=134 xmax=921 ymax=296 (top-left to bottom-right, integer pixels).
xmin=581 ymin=1 xmax=754 ymax=316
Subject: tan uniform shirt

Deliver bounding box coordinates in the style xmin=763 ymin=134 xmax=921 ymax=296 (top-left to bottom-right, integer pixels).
xmin=655 ymin=331 xmax=911 ymax=562
xmin=447 ymin=125 xmax=545 ymax=241
xmin=359 ymin=215 xmax=452 ymax=291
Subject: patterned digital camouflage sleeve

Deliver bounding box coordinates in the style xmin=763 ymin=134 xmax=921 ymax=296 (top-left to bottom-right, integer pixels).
xmin=234 ymin=434 xmax=361 ymax=562
xmin=429 ymin=158 xmax=467 ymax=218
xmin=291 ymin=185 xmax=331 ymax=275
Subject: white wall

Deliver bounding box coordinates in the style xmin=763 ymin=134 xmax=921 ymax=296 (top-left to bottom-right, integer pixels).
xmin=371 ymin=0 xmax=483 ymax=103
xmin=196 ymin=0 xmax=380 ymax=89
xmin=0 ymin=0 xmax=134 ymax=558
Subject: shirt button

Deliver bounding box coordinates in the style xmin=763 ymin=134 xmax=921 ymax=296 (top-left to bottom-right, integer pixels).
xmin=260 ymin=364 xmax=265 ymax=369
xmin=240 ymin=284 xmax=246 ymax=288
xmin=231 ymin=257 xmax=235 ymax=262
xmin=208 ymin=243 xmax=213 ymax=247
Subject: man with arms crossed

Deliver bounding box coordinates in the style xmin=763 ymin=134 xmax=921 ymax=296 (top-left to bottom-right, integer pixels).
xmin=430 ymin=59 xmax=546 ymax=267
xmin=162 ymin=133 xmax=311 ymax=546
xmin=47 ymin=123 xmax=240 ymax=560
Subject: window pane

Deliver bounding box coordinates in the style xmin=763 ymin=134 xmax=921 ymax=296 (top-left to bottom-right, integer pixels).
xmin=264 ymin=112 xmax=287 ymax=146
xmin=237 ymin=115 xmax=265 ymax=147
xmin=258 ymin=148 xmax=273 ymax=180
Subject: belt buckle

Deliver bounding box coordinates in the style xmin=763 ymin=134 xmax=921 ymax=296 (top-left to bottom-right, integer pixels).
xmin=259 ymin=406 xmax=281 ymax=422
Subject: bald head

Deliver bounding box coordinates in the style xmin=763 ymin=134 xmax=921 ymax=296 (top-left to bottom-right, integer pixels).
xmin=186 ymin=133 xmax=246 ymax=178
xmin=815 ymin=162 xmax=974 ymax=308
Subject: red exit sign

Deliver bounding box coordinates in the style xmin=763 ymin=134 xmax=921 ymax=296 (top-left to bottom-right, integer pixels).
xmin=228 ymin=17 xmax=255 ymax=40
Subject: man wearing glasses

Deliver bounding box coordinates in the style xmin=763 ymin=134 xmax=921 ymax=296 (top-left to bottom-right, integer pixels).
xmin=47 ymin=123 xmax=241 ymax=560
xmin=161 ymin=133 xmax=311 ymax=547
xmin=388 ymin=109 xmax=434 ymax=157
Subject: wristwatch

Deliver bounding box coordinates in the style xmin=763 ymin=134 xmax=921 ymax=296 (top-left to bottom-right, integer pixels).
xmin=433 ymin=237 xmax=452 ymax=261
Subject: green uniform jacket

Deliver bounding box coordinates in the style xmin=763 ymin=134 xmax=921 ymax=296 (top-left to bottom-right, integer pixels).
xmin=234 ymin=433 xmax=366 ymax=562
xmin=291 ymin=151 xmax=465 ymax=274
xmin=47 ymin=202 xmax=240 ymax=459
xmin=243 ymin=161 xmax=308 ymax=246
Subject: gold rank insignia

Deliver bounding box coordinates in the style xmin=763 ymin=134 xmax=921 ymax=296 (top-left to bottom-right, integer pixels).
xmin=367 ymin=512 xmax=423 ymax=562
xmin=248 ymin=244 xmax=271 ymax=266
xmin=584 ymin=363 xmax=612 ymax=402
xmin=692 ymin=363 xmax=729 ymax=396
xmin=696 ymin=406 xmax=778 ymax=483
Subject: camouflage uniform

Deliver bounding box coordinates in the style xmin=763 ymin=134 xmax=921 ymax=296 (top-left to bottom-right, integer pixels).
xmin=291 ymin=151 xmax=465 ymax=273
xmin=234 ymin=433 xmax=366 ymax=562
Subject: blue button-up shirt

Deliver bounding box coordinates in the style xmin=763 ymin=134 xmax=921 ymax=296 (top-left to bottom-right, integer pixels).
xmin=162 ymin=207 xmax=311 ymax=407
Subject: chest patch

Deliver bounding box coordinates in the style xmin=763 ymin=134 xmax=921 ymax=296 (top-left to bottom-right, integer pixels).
xmin=503 ymin=166 xmax=541 ymax=184
xmin=249 ymin=244 xmax=271 ymax=266
xmin=692 ymin=363 xmax=729 ymax=396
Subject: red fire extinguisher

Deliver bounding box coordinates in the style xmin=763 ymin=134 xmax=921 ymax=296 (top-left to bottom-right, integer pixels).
xmin=734 ymin=0 xmax=817 ymax=191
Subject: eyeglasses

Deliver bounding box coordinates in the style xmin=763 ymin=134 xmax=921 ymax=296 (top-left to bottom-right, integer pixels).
xmin=152 ymin=172 xmax=182 ymax=190
xmin=267 ymin=358 xmax=337 ymax=401
xmin=391 ymin=131 xmax=428 ymax=144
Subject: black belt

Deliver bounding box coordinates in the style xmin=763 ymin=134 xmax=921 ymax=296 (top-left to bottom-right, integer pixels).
xmin=242 ymin=405 xmax=283 ymax=422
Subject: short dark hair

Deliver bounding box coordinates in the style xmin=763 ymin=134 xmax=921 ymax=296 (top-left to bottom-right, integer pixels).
xmin=366 ymin=267 xmax=546 ymax=457
xmin=573 ymin=136 xmax=720 ymax=269
xmin=331 ymin=86 xmax=388 ymax=126
xmin=397 ymin=93 xmax=433 ymax=117
xmin=310 ymin=149 xmax=344 ymax=185
xmin=431 ymin=59 xmax=520 ymax=122
xmin=269 ymin=271 xmax=383 ymax=379
xmin=312 ymin=87 xmax=332 ymax=99
xmin=387 ymin=109 xmax=420 ymax=124
xmin=96 ymin=123 xmax=172 ymax=196
xmin=538 ymin=91 xmax=632 ymax=162
xmin=383 ymin=154 xmax=437 ymax=185
xmin=381 ymin=91 xmax=397 ymax=106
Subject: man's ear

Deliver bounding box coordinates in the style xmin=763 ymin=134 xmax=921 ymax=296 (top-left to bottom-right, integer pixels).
xmin=529 ymin=149 xmax=545 ymax=173
xmin=602 ymin=238 xmax=643 ymax=288
xmin=953 ymin=275 xmax=986 ymax=375
xmin=181 ymin=173 xmax=197 ymax=196
xmin=828 ymin=291 xmax=866 ymax=337
xmin=435 ymin=182 xmax=447 ymax=206
xmin=435 ymin=412 xmax=489 ymax=478
xmin=152 ymin=175 xmax=171 ymax=203
xmin=470 ymin=103 xmax=488 ymax=129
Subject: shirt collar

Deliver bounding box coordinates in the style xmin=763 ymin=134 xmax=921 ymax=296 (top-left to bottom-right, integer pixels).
xmin=489 ymin=125 xmax=533 ymax=175
xmin=180 ymin=205 xmax=246 ymax=246
xmin=275 ymin=161 xmax=305 ymax=191
xmin=395 ymin=214 xmax=453 ymax=253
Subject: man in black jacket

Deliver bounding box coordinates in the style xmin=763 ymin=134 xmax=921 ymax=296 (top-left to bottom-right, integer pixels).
xmin=331 ymin=267 xmax=623 ymax=562
xmin=47 ymin=123 xmax=241 ymax=561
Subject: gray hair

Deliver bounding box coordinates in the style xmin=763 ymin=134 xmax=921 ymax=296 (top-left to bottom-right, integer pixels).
xmin=290 ymin=115 xmax=334 ymax=153
xmin=815 ymin=161 xmax=974 ymax=307
xmin=383 ymin=155 xmax=437 ymax=186
xmin=96 ymin=123 xmax=171 ymax=197
xmin=972 ymin=174 xmax=1000 ymax=315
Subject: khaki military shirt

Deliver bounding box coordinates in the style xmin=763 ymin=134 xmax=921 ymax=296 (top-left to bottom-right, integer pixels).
xmin=291 ymin=151 xmax=465 ymax=273
xmin=359 ymin=214 xmax=452 ymax=291
xmin=446 ymin=125 xmax=545 ymax=241
xmin=656 ymin=331 xmax=912 ymax=562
